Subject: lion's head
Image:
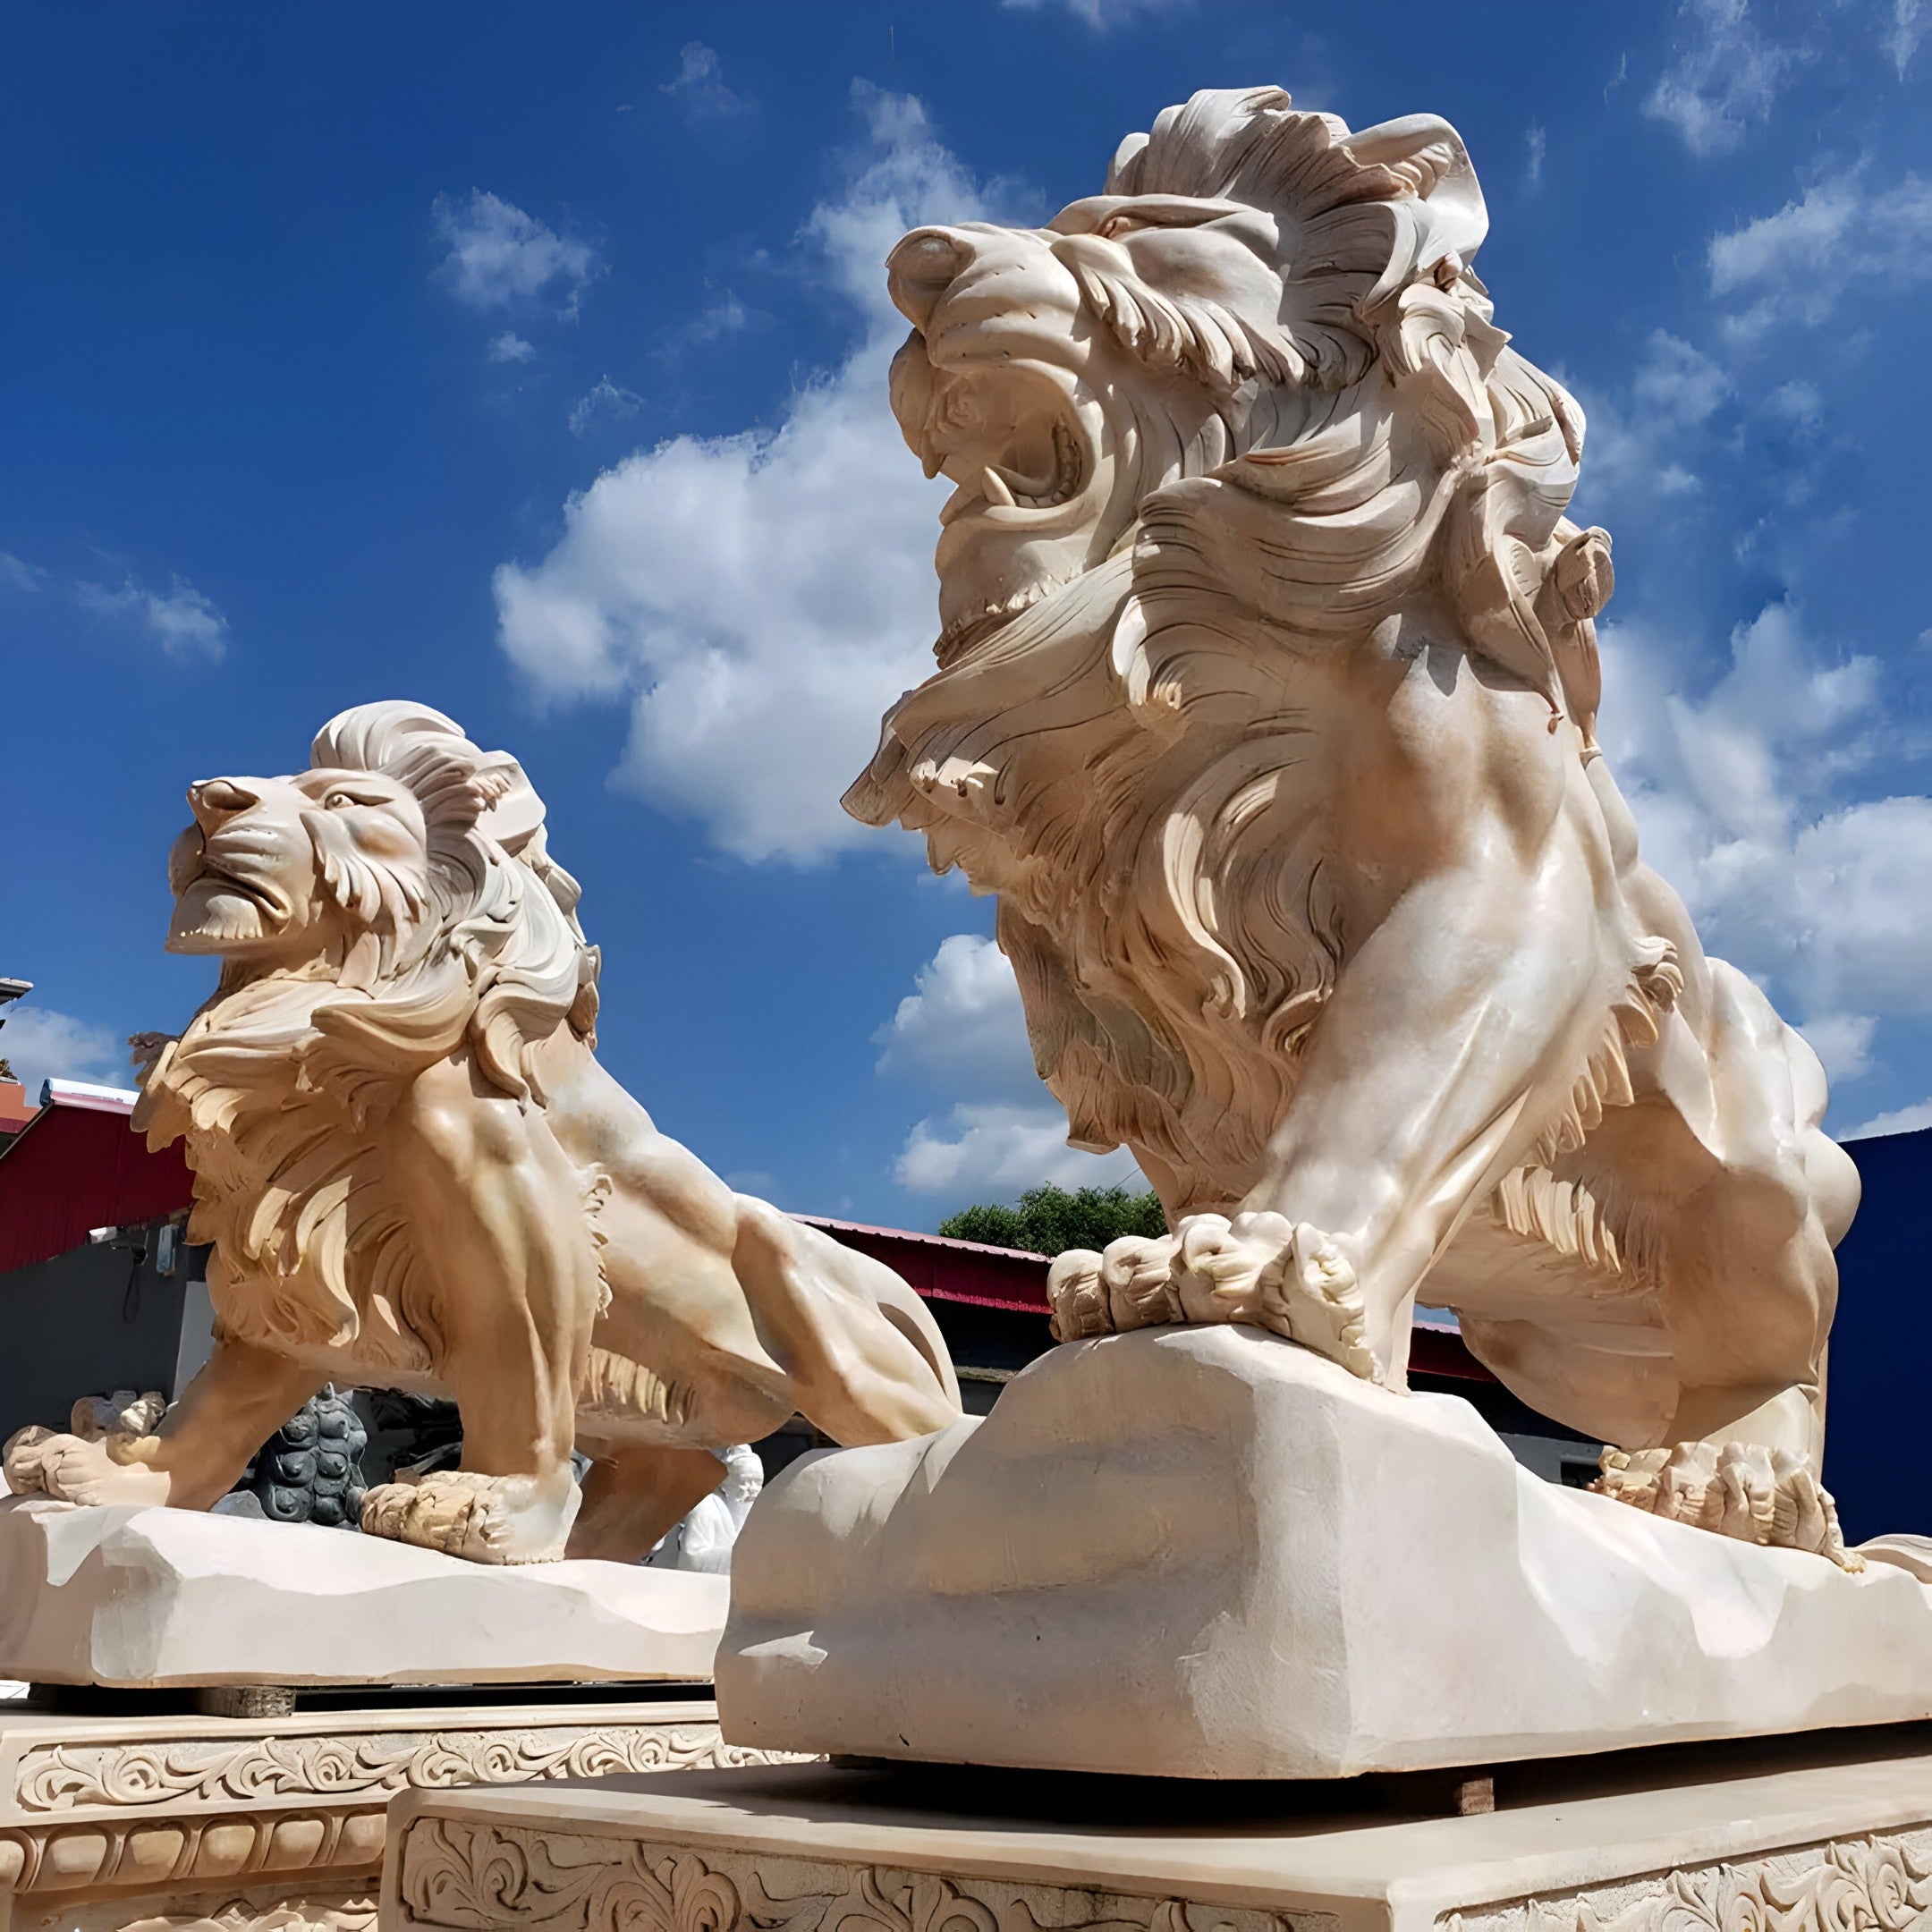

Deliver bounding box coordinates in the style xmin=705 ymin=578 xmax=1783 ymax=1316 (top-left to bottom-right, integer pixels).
xmin=881 ymin=86 xmax=1567 ymax=661
xmin=158 ymin=701 xmax=598 ymax=1104
xmin=849 ymin=89 xmax=1616 ymax=1211
xmin=142 ymin=704 xmax=600 ymax=1362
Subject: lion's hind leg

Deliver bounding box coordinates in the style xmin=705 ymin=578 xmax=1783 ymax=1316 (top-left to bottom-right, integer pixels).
xmin=360 ymin=1465 xmax=581 ymax=1565
xmin=730 ymin=1199 xmax=961 ymax=1445
xmin=564 ymin=1444 xmax=725 ymax=1563
xmin=1594 ymin=1436 xmax=1854 ymax=1567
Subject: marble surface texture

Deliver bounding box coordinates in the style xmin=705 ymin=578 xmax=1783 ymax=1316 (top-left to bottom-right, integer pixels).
xmin=0 ymin=1498 xmax=728 ymax=1687
xmin=720 ymin=1328 xmax=1932 ymax=1778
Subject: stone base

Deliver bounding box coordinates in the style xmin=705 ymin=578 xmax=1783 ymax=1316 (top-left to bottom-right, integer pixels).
xmin=0 ymin=1694 xmax=778 ymax=1932
xmin=0 ymin=1500 xmax=727 ymax=1689
xmin=718 ymin=1327 xmax=1932 ymax=1776
xmin=378 ymin=1731 xmax=1932 ymax=1932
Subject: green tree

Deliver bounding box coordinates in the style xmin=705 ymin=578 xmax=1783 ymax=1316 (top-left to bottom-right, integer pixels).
xmin=939 ymin=1183 xmax=1167 ymax=1258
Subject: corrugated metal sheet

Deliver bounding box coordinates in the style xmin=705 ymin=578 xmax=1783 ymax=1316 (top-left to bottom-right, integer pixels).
xmin=0 ymin=1104 xmax=192 ymax=1273
xmin=793 ymin=1212 xmax=1051 ymax=1312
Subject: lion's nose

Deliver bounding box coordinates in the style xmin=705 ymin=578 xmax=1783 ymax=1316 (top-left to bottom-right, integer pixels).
xmin=188 ymin=777 xmax=259 ymax=831
xmin=887 ymin=226 xmax=975 ymax=330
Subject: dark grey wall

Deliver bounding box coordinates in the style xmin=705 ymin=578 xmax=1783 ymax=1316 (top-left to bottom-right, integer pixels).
xmin=0 ymin=1243 xmax=189 ymax=1439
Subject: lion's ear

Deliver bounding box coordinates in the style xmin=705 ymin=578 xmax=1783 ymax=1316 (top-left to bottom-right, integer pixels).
xmin=1339 ymin=114 xmax=1487 ymax=309
xmin=469 ymin=754 xmax=546 ymax=855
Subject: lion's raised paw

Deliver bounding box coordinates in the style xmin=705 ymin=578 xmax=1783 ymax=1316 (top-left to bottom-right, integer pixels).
xmin=360 ymin=1468 xmax=579 ymax=1565
xmin=1594 ymin=1440 xmax=1858 ymax=1569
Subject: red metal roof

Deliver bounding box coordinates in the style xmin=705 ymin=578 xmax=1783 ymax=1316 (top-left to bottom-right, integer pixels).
xmin=793 ymin=1213 xmax=1051 ymax=1313
xmin=0 ymin=1099 xmax=193 ymax=1274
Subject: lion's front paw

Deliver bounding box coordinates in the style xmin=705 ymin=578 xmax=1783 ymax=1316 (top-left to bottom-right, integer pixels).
xmin=1171 ymin=1212 xmax=1376 ymax=1379
xmin=3 ymin=1428 xmax=172 ymax=1506
xmin=1594 ymin=1441 xmax=1858 ymax=1569
xmin=1047 ymin=1214 xmax=1375 ymax=1378
xmin=360 ymin=1468 xmax=580 ymax=1565
xmin=1047 ymin=1235 xmax=1184 ymax=1342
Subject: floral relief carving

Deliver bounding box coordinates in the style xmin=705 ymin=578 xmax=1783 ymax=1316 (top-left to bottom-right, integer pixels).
xmin=14 ymin=1891 xmax=379 ymax=1932
xmin=401 ymin=1820 xmax=739 ymax=1932
xmin=16 ymin=1724 xmax=775 ymax=1813
xmin=1443 ymin=1830 xmax=1932 ymax=1932
xmin=396 ymin=1821 xmax=1321 ymax=1932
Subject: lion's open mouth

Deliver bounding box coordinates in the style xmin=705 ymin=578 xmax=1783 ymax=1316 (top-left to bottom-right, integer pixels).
xmin=180 ymin=847 xmax=281 ymax=913
xmin=935 ymin=413 xmax=1087 ymax=524
xmin=913 ymin=357 xmax=1092 ymax=529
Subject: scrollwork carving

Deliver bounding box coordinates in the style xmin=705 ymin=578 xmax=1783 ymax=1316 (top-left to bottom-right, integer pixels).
xmin=1443 ymin=1829 xmax=1932 ymax=1932
xmin=395 ymin=1820 xmax=1319 ymax=1932
xmin=18 ymin=1724 xmax=774 ymax=1813
xmin=401 ymin=1819 xmax=739 ymax=1932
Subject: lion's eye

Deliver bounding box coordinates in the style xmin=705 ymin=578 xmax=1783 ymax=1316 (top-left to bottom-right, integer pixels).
xmin=323 ymin=790 xmax=367 ymax=810
xmin=1097 ymin=214 xmax=1144 ymax=240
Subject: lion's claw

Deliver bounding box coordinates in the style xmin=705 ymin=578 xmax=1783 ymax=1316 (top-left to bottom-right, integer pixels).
xmin=1047 ymin=1235 xmax=1187 ymax=1342
xmin=1046 ymin=1211 xmax=1375 ymax=1379
xmin=360 ymin=1468 xmax=579 ymax=1565
xmin=1594 ymin=1440 xmax=1858 ymax=1569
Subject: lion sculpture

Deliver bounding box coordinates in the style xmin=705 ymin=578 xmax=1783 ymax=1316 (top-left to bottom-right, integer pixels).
xmin=5 ymin=702 xmax=962 ymax=1563
xmin=846 ymin=87 xmax=1860 ymax=1561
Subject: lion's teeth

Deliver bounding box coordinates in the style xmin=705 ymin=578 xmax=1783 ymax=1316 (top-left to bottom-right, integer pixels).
xmin=981 ymin=466 xmax=1016 ymax=509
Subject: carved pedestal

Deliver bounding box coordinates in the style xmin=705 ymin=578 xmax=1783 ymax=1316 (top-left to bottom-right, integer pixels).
xmin=379 ymin=1734 xmax=1932 ymax=1932
xmin=0 ymin=1697 xmax=781 ymax=1932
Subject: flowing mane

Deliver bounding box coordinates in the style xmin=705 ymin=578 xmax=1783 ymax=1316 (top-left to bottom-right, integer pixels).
xmin=848 ymin=88 xmax=1628 ymax=1210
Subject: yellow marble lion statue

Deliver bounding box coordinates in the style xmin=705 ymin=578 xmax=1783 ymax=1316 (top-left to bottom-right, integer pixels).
xmin=847 ymin=86 xmax=1858 ymax=1560
xmin=6 ymin=702 xmax=960 ymax=1562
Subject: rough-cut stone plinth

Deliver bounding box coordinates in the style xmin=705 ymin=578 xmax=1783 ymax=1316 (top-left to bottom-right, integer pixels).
xmin=0 ymin=1499 xmax=726 ymax=1687
xmin=719 ymin=1328 xmax=1932 ymax=1777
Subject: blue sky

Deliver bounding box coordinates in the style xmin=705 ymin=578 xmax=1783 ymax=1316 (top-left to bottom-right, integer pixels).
xmin=5 ymin=0 xmax=1932 ymax=1228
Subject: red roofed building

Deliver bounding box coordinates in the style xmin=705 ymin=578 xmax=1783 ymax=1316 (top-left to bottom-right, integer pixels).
xmin=0 ymin=1082 xmax=192 ymax=1275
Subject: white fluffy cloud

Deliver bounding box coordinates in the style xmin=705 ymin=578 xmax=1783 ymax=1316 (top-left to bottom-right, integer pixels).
xmin=492 ymin=87 xmax=1005 ymax=863
xmin=1644 ymin=0 xmax=1802 ymax=157
xmin=75 ymin=571 xmax=227 ymax=660
xmin=1601 ymin=601 xmax=1932 ymax=1061
xmin=659 ymin=43 xmax=753 ymax=123
xmin=487 ymin=331 xmax=536 ymax=364
xmin=0 ymin=1006 xmax=127 ymax=1099
xmin=877 ymin=933 xmax=1145 ymax=1200
xmin=1849 ymin=1097 xmax=1932 ymax=1139
xmin=898 ymin=1103 xmax=1143 ymax=1195
xmin=875 ymin=933 xmax=1041 ymax=1094
xmin=566 ymin=377 xmax=642 ymax=438
xmin=1574 ymin=329 xmax=1733 ymax=507
xmin=433 ymin=191 xmax=600 ymax=318
xmin=1000 ymin=0 xmax=1188 ymax=23
xmin=1709 ymin=166 xmax=1932 ymax=343
xmin=1889 ymin=0 xmax=1928 ymax=75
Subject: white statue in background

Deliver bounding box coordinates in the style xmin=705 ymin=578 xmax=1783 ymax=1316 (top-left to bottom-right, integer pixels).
xmin=847 ymin=86 xmax=1859 ymax=1560
xmin=646 ymin=1443 xmax=764 ymax=1574
xmin=5 ymin=703 xmax=960 ymax=1563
